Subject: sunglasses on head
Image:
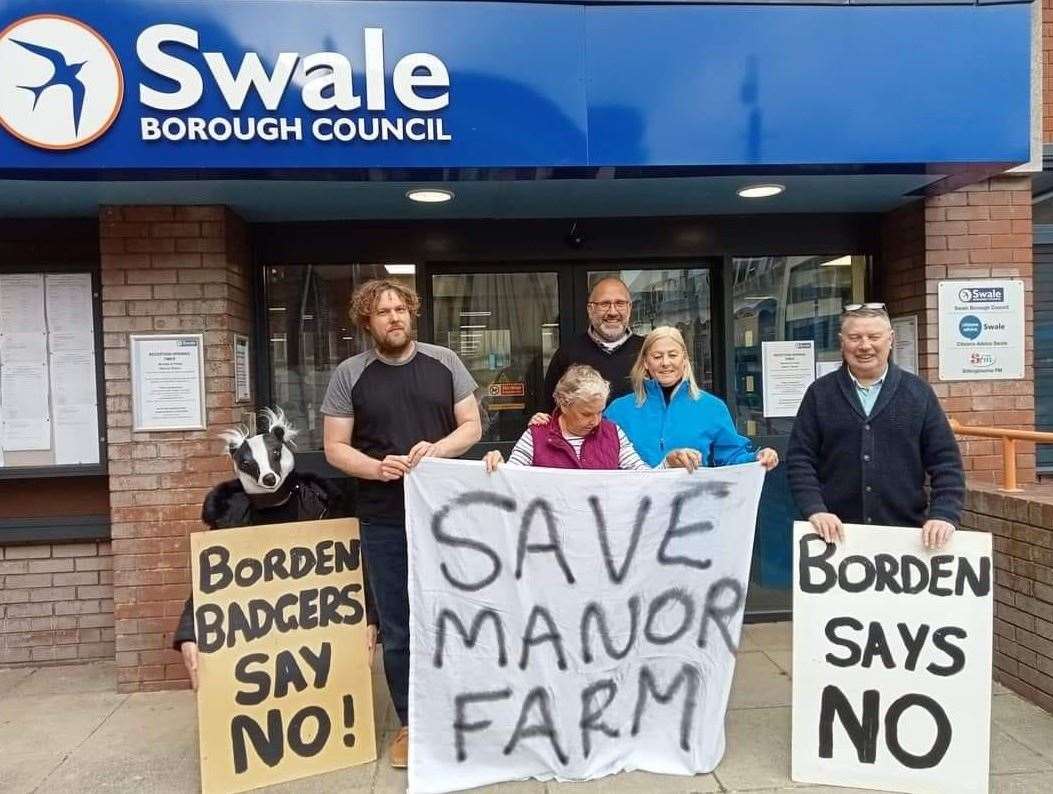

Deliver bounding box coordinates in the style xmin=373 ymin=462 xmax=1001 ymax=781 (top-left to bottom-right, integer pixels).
xmin=843 ymin=302 xmax=886 ymax=312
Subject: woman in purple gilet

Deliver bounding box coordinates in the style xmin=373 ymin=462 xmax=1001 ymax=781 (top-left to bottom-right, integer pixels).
xmin=484 ymin=364 xmax=697 ymax=471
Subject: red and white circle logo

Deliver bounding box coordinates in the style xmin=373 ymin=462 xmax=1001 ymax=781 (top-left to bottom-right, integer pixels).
xmin=0 ymin=14 xmax=123 ymax=150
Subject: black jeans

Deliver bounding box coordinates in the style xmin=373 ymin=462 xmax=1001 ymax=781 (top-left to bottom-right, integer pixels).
xmin=360 ymin=520 xmax=410 ymax=725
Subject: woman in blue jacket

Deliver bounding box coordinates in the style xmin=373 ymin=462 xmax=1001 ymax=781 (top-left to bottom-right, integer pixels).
xmin=605 ymin=326 xmax=779 ymax=472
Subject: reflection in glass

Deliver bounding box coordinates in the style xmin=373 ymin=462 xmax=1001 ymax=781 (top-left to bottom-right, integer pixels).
xmin=588 ymin=269 xmax=713 ymax=391
xmin=265 ymin=264 xmax=416 ymax=450
xmin=432 ymin=272 xmax=560 ymax=443
xmin=731 ymin=255 xmax=865 ymax=437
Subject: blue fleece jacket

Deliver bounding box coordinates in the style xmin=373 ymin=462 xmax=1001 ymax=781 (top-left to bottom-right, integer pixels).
xmin=605 ymin=378 xmax=756 ymax=468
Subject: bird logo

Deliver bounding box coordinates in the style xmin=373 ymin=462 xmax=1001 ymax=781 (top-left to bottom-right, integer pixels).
xmin=12 ymin=39 xmax=88 ymax=136
xmin=0 ymin=14 xmax=123 ymax=150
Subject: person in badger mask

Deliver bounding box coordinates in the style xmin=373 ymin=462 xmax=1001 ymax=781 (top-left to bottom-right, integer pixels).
xmin=173 ymin=408 xmax=377 ymax=688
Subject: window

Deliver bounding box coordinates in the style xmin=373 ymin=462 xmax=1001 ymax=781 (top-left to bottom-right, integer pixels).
xmin=731 ymin=255 xmax=866 ymax=436
xmin=265 ymin=264 xmax=416 ymax=450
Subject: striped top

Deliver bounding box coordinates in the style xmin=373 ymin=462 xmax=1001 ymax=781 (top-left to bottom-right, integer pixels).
xmin=507 ymin=425 xmax=660 ymax=470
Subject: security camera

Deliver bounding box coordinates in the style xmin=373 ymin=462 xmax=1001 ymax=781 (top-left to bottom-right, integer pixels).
xmin=565 ymin=221 xmax=584 ymax=249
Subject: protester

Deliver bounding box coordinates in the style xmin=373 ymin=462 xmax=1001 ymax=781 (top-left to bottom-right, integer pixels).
xmin=604 ymin=326 xmax=779 ymax=471
xmin=173 ymin=408 xmax=377 ymax=689
xmin=539 ymin=277 xmax=643 ymax=411
xmin=321 ymin=279 xmax=481 ymax=768
xmin=786 ymin=303 xmax=964 ymax=549
xmin=485 ymin=364 xmax=698 ymax=471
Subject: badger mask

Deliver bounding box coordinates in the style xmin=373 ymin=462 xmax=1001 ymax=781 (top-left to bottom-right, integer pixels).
xmin=220 ymin=408 xmax=297 ymax=503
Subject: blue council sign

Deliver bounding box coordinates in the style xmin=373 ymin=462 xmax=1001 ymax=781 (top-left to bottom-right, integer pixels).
xmin=0 ymin=1 xmax=1032 ymax=171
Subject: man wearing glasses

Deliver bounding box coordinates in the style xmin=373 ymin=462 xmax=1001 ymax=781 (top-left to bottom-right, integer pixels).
xmin=540 ymin=277 xmax=643 ymax=411
xmin=787 ymin=303 xmax=964 ymax=550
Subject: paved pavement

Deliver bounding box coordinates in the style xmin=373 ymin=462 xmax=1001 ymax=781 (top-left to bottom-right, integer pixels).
xmin=1 ymin=622 xmax=1051 ymax=793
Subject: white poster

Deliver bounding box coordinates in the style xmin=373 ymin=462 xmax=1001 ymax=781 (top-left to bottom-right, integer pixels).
xmin=53 ymin=404 xmax=100 ymax=464
xmin=48 ymin=331 xmax=94 ymax=353
xmin=0 ymin=332 xmax=47 ymax=364
xmin=0 ymin=273 xmax=46 ymax=332
xmin=938 ymin=281 xmax=1024 ymax=380
xmin=792 ymin=522 xmax=992 ymax=794
xmin=762 ymin=340 xmax=815 ymax=417
xmin=234 ymin=334 xmax=251 ymax=403
xmin=815 ymin=360 xmax=842 ymax=379
xmin=49 ymin=352 xmax=96 ymax=406
xmin=45 ymin=273 xmax=94 ymax=333
xmin=131 ymin=334 xmax=206 ymax=431
xmin=406 ymin=459 xmax=766 ymax=794
xmin=891 ymin=315 xmax=919 ymax=376
xmin=1 ymin=362 xmax=49 ymax=420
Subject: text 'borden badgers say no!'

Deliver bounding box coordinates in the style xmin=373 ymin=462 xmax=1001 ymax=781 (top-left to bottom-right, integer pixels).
xmin=405 ymin=459 xmax=768 ymax=794
xmin=190 ymin=519 xmax=376 ymax=794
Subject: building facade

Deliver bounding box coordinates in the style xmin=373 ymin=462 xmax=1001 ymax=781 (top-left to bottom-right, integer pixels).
xmin=0 ymin=0 xmax=1042 ymax=693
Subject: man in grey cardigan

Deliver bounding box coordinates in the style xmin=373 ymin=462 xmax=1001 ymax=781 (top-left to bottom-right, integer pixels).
xmin=787 ymin=304 xmax=964 ymax=549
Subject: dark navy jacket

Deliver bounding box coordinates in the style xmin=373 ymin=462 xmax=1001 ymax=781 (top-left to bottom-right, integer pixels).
xmin=786 ymin=362 xmax=964 ymax=529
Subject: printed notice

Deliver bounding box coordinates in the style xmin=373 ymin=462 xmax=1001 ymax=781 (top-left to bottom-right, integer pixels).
xmin=762 ymin=340 xmax=816 ymax=417
xmin=938 ymin=281 xmax=1024 ymax=380
xmin=132 ymin=334 xmax=205 ymax=431
xmin=50 ymin=352 xmax=97 ymax=407
xmin=892 ymin=315 xmax=919 ymax=376
xmin=49 ymin=331 xmax=93 ymax=353
xmin=0 ymin=273 xmax=46 ymax=333
xmin=1 ymin=361 xmax=50 ymax=450
xmin=0 ymin=332 xmax=47 ymax=364
xmin=45 ymin=273 xmax=94 ymax=334
xmin=1 ymin=363 xmax=49 ymax=420
xmin=234 ymin=335 xmax=251 ymax=403
xmin=53 ymin=404 xmax=100 ymax=464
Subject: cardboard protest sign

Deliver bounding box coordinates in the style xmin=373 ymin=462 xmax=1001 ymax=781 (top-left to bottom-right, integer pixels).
xmin=190 ymin=518 xmax=376 ymax=794
xmin=791 ymin=521 xmax=993 ymax=794
xmin=405 ymin=458 xmax=766 ymax=793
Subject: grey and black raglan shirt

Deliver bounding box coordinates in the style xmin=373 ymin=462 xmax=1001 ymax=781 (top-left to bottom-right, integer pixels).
xmin=320 ymin=342 xmax=477 ymax=523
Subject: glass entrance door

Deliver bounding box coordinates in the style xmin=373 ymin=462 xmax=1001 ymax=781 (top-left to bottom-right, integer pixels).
xmin=430 ymin=268 xmax=563 ymax=453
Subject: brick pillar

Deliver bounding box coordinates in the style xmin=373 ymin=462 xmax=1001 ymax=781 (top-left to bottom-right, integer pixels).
xmin=880 ymin=175 xmax=1035 ymax=486
xmin=100 ymin=206 xmax=255 ymax=692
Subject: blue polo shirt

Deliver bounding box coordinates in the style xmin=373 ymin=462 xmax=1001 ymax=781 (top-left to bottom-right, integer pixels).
xmin=847 ymin=365 xmax=888 ymax=416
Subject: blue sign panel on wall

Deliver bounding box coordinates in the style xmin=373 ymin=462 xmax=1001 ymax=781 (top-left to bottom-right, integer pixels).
xmin=0 ymin=1 xmax=1031 ymax=171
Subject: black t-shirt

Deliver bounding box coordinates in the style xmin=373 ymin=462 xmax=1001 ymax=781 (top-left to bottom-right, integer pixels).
xmin=321 ymin=343 xmax=477 ymax=523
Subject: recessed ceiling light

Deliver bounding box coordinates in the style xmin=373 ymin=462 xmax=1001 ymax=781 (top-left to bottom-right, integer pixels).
xmin=737 ymin=184 xmax=785 ymax=199
xmin=384 ymin=264 xmax=416 ymax=275
xmin=406 ymin=188 xmax=454 ymax=203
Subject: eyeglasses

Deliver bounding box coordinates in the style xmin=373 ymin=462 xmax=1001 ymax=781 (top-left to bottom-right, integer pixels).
xmin=843 ymin=302 xmax=886 ymax=312
xmin=588 ymin=300 xmax=630 ymax=311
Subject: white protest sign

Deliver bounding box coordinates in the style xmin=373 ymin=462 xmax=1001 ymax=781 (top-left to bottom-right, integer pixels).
xmin=792 ymin=521 xmax=993 ymax=794
xmin=406 ymin=458 xmax=766 ymax=793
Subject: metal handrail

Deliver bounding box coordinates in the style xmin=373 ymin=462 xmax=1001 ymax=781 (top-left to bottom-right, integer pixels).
xmin=948 ymin=419 xmax=1053 ymax=492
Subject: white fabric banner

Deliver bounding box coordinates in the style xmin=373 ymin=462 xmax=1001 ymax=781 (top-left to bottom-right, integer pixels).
xmin=791 ymin=521 xmax=993 ymax=794
xmin=406 ymin=458 xmax=766 ymax=793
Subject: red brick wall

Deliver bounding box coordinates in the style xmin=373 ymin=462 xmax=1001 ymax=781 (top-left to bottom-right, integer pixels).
xmin=962 ymin=484 xmax=1053 ymax=713
xmin=100 ymin=206 xmax=254 ymax=692
xmin=1044 ymin=0 xmax=1052 ymax=143
xmin=881 ymin=175 xmax=1035 ymax=485
xmin=0 ymin=541 xmax=113 ymax=665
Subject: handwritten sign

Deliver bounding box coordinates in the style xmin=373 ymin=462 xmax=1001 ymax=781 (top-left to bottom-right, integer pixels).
xmin=405 ymin=459 xmax=766 ymax=793
xmin=792 ymin=521 xmax=993 ymax=794
xmin=191 ymin=518 xmax=376 ymax=794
